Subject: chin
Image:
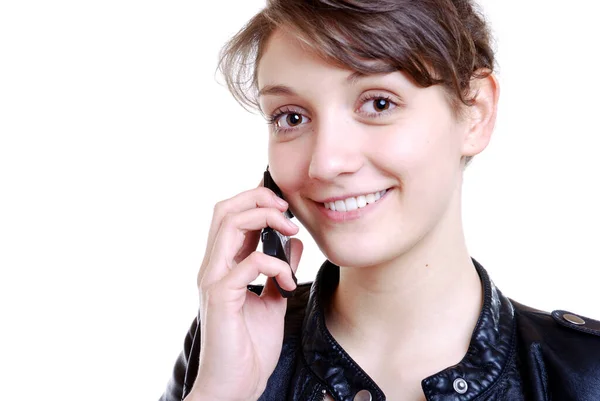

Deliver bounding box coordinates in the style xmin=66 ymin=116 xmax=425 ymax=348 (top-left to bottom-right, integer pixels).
xmin=316 ymin=233 xmax=412 ymax=269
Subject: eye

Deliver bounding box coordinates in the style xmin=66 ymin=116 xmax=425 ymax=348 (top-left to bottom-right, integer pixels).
xmin=266 ymin=94 xmax=400 ymax=136
xmin=357 ymin=94 xmax=399 ymax=118
xmin=266 ymin=106 xmax=310 ymax=136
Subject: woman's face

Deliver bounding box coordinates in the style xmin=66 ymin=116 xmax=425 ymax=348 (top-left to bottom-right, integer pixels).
xmin=257 ymin=29 xmax=484 ymax=268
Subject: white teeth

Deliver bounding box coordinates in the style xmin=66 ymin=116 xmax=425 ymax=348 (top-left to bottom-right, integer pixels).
xmin=334 ymin=200 xmax=346 ymax=212
xmin=324 ymin=189 xmax=388 ymax=212
xmin=345 ymin=197 xmax=358 ymax=211
xmin=357 ymin=195 xmax=367 ymax=208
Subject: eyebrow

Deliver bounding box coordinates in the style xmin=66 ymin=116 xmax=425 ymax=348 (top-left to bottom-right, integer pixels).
xmin=258 ymin=71 xmax=366 ymax=98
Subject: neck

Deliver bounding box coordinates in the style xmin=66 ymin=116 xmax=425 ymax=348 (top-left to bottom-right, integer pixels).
xmin=324 ymin=196 xmax=483 ymax=367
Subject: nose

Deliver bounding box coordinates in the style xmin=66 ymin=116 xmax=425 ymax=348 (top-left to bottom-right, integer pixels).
xmin=308 ymin=114 xmax=364 ymax=181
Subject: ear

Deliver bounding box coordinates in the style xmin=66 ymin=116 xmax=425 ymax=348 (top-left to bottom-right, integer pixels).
xmin=461 ymin=70 xmax=500 ymax=157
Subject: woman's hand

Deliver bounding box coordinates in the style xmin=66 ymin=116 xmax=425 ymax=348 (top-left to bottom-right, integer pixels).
xmin=187 ymin=185 xmax=303 ymax=401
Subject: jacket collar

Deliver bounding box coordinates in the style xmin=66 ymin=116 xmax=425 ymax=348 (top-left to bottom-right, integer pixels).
xmin=300 ymin=258 xmax=516 ymax=401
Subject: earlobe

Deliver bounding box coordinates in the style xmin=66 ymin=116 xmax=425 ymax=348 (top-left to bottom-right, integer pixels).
xmin=462 ymin=70 xmax=500 ymax=157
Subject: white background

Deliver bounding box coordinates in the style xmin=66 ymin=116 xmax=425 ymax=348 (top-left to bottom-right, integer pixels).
xmin=1 ymin=1 xmax=599 ymax=400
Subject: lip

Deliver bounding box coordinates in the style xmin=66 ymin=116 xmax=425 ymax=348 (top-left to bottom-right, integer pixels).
xmin=315 ymin=188 xmax=392 ymax=222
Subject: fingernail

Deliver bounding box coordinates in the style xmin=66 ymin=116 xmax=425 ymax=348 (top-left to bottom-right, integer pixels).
xmin=286 ymin=219 xmax=298 ymax=229
xmin=275 ymin=197 xmax=288 ymax=207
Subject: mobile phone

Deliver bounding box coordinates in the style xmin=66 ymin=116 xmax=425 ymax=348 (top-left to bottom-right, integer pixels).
xmin=261 ymin=167 xmax=297 ymax=298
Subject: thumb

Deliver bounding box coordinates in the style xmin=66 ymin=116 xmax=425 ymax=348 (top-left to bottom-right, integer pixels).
xmin=261 ymin=238 xmax=303 ymax=302
xmin=288 ymin=237 xmax=303 ymax=275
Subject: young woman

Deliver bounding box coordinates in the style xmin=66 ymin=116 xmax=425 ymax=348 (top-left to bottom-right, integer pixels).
xmin=160 ymin=1 xmax=600 ymax=400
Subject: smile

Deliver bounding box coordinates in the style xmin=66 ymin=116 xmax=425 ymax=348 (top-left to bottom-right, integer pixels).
xmin=323 ymin=189 xmax=388 ymax=212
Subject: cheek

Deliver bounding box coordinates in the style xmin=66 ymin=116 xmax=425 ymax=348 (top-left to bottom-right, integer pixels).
xmin=372 ymin=125 xmax=438 ymax=175
xmin=388 ymin=88 xmax=463 ymax=165
xmin=374 ymin=113 xmax=462 ymax=204
xmin=268 ymin=141 xmax=310 ymax=196
xmin=382 ymin=107 xmax=460 ymax=170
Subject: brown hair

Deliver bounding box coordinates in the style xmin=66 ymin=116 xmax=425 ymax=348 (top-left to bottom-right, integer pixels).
xmin=217 ymin=0 xmax=496 ymax=166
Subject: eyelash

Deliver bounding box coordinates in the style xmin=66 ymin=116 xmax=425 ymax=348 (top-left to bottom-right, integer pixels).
xmin=266 ymin=94 xmax=400 ymax=136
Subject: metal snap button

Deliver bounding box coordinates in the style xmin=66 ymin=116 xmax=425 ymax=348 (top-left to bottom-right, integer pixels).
xmin=354 ymin=389 xmax=372 ymax=401
xmin=563 ymin=313 xmax=585 ymax=325
xmin=453 ymin=378 xmax=468 ymax=394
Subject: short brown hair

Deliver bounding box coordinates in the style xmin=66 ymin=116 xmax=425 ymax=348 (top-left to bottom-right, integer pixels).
xmin=217 ymin=0 xmax=496 ymax=165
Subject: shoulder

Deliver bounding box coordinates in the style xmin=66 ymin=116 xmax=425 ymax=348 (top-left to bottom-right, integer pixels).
xmin=509 ymin=298 xmax=600 ymax=397
xmin=510 ymin=297 xmax=600 ymax=342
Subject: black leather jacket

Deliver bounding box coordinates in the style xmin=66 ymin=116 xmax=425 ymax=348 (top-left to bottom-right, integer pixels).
xmin=160 ymin=258 xmax=600 ymax=401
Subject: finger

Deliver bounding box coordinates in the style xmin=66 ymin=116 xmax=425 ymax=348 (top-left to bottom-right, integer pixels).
xmin=206 ymin=251 xmax=297 ymax=308
xmin=201 ymin=187 xmax=289 ymax=271
xmin=203 ymin=208 xmax=299 ymax=283
xmin=206 ymin=188 xmax=288 ymax=248
xmin=261 ymin=238 xmax=303 ymax=301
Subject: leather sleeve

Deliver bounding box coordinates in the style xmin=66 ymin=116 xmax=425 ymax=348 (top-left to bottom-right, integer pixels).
xmin=159 ymin=315 xmax=201 ymax=401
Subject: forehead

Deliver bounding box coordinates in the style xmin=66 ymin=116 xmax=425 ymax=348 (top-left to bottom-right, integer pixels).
xmin=257 ymin=30 xmax=332 ymax=87
xmin=257 ymin=30 xmax=417 ymax=99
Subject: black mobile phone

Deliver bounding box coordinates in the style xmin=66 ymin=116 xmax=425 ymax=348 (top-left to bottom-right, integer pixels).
xmin=261 ymin=167 xmax=297 ymax=298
